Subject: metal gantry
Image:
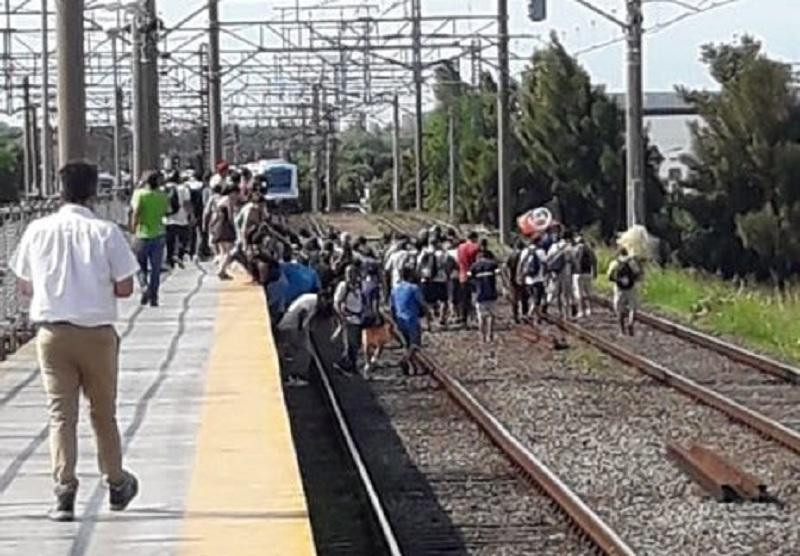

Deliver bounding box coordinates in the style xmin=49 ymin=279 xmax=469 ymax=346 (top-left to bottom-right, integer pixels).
xmin=1 ymin=0 xmax=540 ymax=214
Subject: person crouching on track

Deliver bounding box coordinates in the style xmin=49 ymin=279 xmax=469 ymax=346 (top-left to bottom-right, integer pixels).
xmin=391 ymin=266 xmax=428 ymax=376
xmin=361 ymin=263 xmax=392 ymax=379
xmin=607 ymin=247 xmax=642 ymax=336
xmin=275 ymin=293 xmax=318 ymax=387
xmin=333 ymin=265 xmax=365 ymax=375
xmin=469 ymin=248 xmax=500 ymax=343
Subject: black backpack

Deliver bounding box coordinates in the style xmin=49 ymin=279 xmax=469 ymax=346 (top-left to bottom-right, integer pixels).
xmin=523 ymin=249 xmax=541 ymax=278
xmin=614 ymin=259 xmax=638 ymax=290
xmin=419 ymin=251 xmax=438 ymax=280
xmin=547 ymin=246 xmax=567 ymax=274
xmin=167 ymin=185 xmax=181 ymax=216
xmin=576 ymin=244 xmax=594 ymax=275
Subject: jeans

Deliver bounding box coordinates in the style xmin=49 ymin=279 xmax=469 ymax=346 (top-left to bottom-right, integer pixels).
xmin=166 ymin=224 xmax=191 ymax=266
xmin=136 ymin=237 xmax=165 ymax=302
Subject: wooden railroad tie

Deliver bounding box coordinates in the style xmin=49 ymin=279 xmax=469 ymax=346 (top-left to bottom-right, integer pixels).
xmin=667 ymin=441 xmax=772 ymax=503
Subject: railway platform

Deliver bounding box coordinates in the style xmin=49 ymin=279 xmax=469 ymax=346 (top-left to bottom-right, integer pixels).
xmin=0 ymin=266 xmax=316 ymax=556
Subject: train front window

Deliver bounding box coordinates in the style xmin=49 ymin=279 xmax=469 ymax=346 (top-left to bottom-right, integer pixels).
xmin=266 ymin=168 xmax=292 ymax=191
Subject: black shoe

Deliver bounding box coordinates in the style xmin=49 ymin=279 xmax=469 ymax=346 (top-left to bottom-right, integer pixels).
xmin=140 ymin=292 xmax=150 ymax=306
xmin=48 ymin=488 xmax=76 ymax=522
xmin=109 ymin=472 xmax=138 ymax=511
xmin=149 ymin=297 xmax=159 ymax=308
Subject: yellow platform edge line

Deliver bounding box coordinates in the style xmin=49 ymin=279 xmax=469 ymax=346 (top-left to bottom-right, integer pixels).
xmin=180 ymin=280 xmax=317 ymax=556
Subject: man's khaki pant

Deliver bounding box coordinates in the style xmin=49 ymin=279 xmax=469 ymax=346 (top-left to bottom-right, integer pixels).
xmin=36 ymin=323 xmax=124 ymax=491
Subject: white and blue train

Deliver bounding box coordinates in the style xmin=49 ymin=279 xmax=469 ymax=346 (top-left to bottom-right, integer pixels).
xmin=247 ymin=159 xmax=300 ymax=210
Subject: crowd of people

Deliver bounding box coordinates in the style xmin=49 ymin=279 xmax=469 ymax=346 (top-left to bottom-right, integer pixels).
xmin=260 ymin=218 xmax=643 ymax=386
xmin=128 ymin=161 xmax=275 ymax=305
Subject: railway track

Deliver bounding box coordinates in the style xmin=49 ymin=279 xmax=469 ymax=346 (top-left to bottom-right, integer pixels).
xmin=371 ymin=211 xmax=800 ymax=554
xmin=310 ymin=213 xmax=637 ymax=554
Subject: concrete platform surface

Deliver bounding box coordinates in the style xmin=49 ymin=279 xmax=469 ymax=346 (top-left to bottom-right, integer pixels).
xmin=0 ymin=265 xmax=315 ymax=556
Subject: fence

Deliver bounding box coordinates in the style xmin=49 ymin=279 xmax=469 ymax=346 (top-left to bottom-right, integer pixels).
xmin=0 ymin=191 xmax=130 ymax=358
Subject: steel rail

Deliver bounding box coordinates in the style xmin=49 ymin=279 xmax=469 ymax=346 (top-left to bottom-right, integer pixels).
xmin=307 ymin=334 xmax=404 ymax=556
xmin=591 ymin=296 xmax=800 ymax=384
xmin=413 ymin=351 xmax=636 ymax=556
xmin=538 ymin=316 xmax=800 ymax=455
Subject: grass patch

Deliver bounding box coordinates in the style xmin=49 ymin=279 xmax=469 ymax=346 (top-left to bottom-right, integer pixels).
xmin=595 ymin=247 xmax=800 ymax=364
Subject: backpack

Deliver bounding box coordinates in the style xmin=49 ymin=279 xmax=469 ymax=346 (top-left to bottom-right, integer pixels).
xmin=167 ymin=185 xmax=181 ymax=216
xmin=419 ymin=251 xmax=438 ymax=280
xmin=522 ymin=249 xmax=542 ymax=278
xmin=613 ymin=259 xmax=638 ymax=290
xmin=547 ymin=246 xmax=567 ymax=274
xmin=189 ymin=186 xmax=204 ymax=218
xmin=400 ymin=251 xmax=417 ymax=274
xmin=576 ymin=244 xmax=594 ymax=275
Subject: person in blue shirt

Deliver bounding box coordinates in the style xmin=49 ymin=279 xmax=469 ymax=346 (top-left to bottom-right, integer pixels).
xmin=391 ymin=267 xmax=428 ymax=375
xmin=280 ymin=255 xmax=322 ymax=307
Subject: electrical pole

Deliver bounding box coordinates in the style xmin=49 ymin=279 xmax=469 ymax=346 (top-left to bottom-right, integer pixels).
xmin=311 ymin=84 xmax=321 ymax=213
xmin=141 ymin=0 xmax=160 ymax=172
xmin=110 ymin=20 xmax=122 ymax=189
xmin=392 ymin=93 xmax=401 ymax=212
xmin=411 ymin=0 xmax=423 ymax=211
xmin=324 ymin=113 xmax=334 ymax=213
xmin=626 ymin=0 xmax=645 ymax=228
xmin=41 ymin=0 xmax=51 ymax=195
xmin=497 ymin=0 xmax=512 ymax=244
xmin=448 ymin=106 xmax=457 ymax=220
xmin=56 ymin=0 xmax=87 ymax=165
xmin=22 ymin=77 xmax=31 ymax=196
xmin=208 ymin=0 xmax=223 ymax=167
xmin=131 ymin=15 xmax=143 ymax=181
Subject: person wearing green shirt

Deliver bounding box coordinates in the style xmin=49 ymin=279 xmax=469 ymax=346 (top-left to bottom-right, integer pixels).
xmin=131 ymin=170 xmax=168 ymax=307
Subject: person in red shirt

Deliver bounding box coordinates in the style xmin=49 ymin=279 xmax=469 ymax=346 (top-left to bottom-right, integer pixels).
xmin=456 ymin=231 xmax=480 ymax=326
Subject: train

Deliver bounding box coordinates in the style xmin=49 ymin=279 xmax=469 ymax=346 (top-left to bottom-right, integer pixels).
xmin=247 ymin=159 xmax=300 ymax=211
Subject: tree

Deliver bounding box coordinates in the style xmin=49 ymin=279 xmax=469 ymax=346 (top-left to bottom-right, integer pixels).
xmin=0 ymin=122 xmax=22 ymax=202
xmin=516 ymin=33 xmax=627 ymax=239
xmin=676 ymin=36 xmax=800 ymax=285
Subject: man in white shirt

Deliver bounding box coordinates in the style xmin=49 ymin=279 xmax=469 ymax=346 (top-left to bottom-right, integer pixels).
xmin=164 ymin=172 xmax=194 ymax=269
xmin=276 ymin=293 xmax=318 ymax=387
xmin=10 ymin=161 xmax=140 ymax=522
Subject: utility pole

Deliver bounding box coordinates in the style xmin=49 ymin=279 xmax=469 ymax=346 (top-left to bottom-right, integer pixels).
xmin=131 ymin=15 xmax=143 ymax=181
xmin=208 ymin=0 xmax=223 ymax=167
xmin=22 ymin=77 xmax=31 ymax=196
xmin=41 ymin=0 xmax=51 ymax=195
xmin=110 ymin=18 xmax=122 ymax=189
xmin=4 ymin=0 xmax=12 ymax=114
xmin=411 ymin=0 xmax=423 ymax=211
xmin=448 ymin=106 xmax=457 ymax=220
xmin=626 ymin=0 xmax=645 ymax=227
xmin=392 ymin=93 xmax=401 ymax=212
xmin=310 ymin=84 xmax=321 ymax=213
xmin=497 ymin=0 xmax=512 ymax=244
xmin=198 ymin=45 xmax=209 ymax=173
xmin=57 ymin=0 xmax=87 ymax=165
xmin=141 ymin=0 xmax=160 ymax=172
xmin=324 ymin=113 xmax=334 ymax=213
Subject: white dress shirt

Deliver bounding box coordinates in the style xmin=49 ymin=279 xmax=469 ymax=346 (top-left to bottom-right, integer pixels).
xmin=10 ymin=204 xmax=139 ymax=327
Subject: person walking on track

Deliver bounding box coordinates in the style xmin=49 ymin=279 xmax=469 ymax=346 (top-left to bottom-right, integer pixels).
xmin=456 ymin=231 xmax=481 ymax=326
xmin=391 ymin=266 xmax=428 ymax=375
xmin=469 ymin=248 xmax=500 ymax=343
xmin=131 ymin=170 xmax=169 ymax=307
xmin=571 ymin=236 xmax=597 ymax=318
xmin=11 ymin=161 xmax=140 ymax=522
xmin=333 ymin=264 xmax=365 ymax=374
xmin=608 ymin=246 xmax=643 ymax=336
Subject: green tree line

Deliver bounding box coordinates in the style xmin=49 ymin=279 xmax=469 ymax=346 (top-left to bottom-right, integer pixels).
xmin=331 ymin=34 xmax=800 ymax=285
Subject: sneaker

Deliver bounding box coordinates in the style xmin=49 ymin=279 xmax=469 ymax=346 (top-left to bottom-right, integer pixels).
xmin=218 ymin=271 xmax=233 ymax=281
xmin=109 ymin=472 xmax=138 ymax=511
xmin=140 ymin=292 xmax=150 ymax=306
xmin=48 ymin=488 xmax=76 ymax=522
xmin=149 ymin=297 xmax=159 ymax=308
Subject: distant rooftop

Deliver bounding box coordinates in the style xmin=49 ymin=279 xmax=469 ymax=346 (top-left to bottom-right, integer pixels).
xmin=608 ymin=91 xmax=697 ymax=116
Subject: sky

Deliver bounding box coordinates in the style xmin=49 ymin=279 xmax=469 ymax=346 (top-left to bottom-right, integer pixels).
xmin=157 ymin=0 xmax=797 ymax=93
